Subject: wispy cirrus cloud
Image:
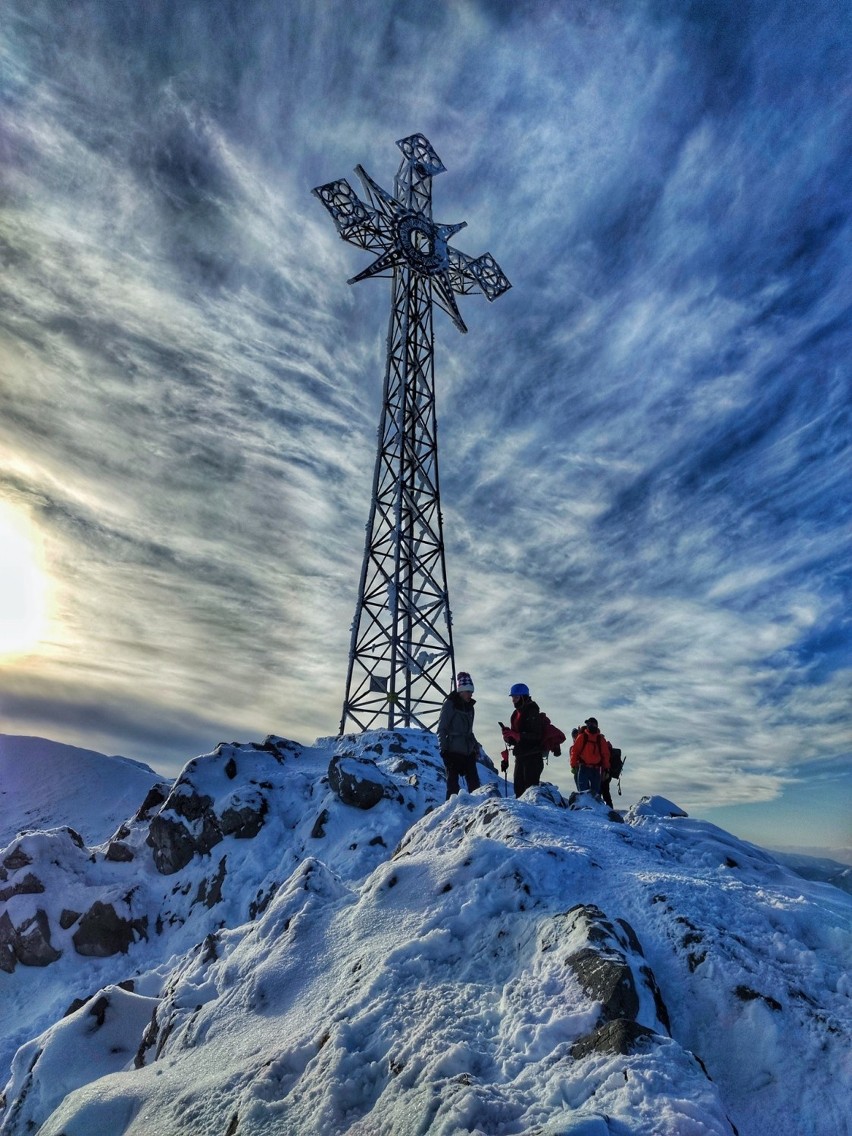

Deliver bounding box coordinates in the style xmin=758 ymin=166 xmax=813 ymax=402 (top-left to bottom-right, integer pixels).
xmin=0 ymin=1 xmax=849 ymax=850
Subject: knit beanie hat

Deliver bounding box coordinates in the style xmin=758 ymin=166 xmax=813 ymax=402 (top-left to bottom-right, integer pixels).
xmin=456 ymin=671 xmax=475 ymax=692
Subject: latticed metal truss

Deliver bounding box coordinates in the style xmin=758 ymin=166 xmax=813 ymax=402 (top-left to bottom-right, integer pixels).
xmin=313 ymin=134 xmax=510 ymax=734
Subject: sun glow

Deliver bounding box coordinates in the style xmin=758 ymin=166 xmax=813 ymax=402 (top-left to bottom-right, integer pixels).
xmin=0 ymin=502 xmax=50 ymax=660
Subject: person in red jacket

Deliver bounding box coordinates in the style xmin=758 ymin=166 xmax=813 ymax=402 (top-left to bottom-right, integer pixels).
xmin=570 ymin=716 xmax=610 ymax=799
xmin=501 ymin=682 xmax=544 ymax=797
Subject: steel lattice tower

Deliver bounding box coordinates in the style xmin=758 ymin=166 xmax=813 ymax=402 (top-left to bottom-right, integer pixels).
xmin=313 ymin=134 xmax=510 ymax=734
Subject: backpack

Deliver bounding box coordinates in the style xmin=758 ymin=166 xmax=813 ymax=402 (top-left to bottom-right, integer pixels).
xmin=540 ymin=713 xmax=567 ymax=757
xmin=608 ymin=745 xmax=624 ymax=779
xmin=574 ymin=728 xmax=607 ymax=766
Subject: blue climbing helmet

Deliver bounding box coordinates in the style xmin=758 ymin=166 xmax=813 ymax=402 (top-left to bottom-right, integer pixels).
xmin=509 ymin=682 xmax=530 ymax=697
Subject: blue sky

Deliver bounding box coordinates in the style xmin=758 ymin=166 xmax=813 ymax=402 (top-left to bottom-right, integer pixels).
xmin=0 ymin=0 xmax=849 ymax=852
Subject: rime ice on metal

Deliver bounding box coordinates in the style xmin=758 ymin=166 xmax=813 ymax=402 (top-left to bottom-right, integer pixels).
xmin=313 ymin=134 xmax=510 ymax=734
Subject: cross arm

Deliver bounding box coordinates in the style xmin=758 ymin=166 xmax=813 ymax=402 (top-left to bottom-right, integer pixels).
xmin=312 ymin=179 xmax=389 ymax=253
xmin=448 ymin=248 xmax=512 ymax=301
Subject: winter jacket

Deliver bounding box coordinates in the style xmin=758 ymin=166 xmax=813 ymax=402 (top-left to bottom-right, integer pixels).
xmin=570 ymin=727 xmax=610 ymax=772
xmin=438 ymin=693 xmax=479 ymax=757
xmin=510 ymin=697 xmax=544 ymax=760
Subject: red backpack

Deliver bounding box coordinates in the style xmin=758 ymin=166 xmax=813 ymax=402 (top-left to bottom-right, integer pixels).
xmin=540 ymin=713 xmax=567 ymax=757
xmin=574 ymin=727 xmax=607 ymax=766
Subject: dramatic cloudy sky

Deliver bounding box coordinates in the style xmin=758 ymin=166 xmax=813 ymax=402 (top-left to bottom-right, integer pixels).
xmin=1 ymin=0 xmax=849 ymax=851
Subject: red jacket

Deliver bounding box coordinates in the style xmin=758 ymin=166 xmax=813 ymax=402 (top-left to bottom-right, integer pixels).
xmin=570 ymin=727 xmax=610 ymax=772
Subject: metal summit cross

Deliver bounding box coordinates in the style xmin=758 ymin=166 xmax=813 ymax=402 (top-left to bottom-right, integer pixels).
xmin=313 ymin=133 xmax=510 ymax=735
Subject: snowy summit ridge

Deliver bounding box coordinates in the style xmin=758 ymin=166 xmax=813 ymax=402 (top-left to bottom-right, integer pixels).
xmin=0 ymin=730 xmax=849 ymax=1136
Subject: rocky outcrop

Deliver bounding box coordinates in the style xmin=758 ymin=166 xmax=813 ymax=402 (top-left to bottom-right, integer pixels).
xmin=0 ymin=872 xmax=45 ymax=902
xmin=572 ymin=1018 xmax=656 ymax=1058
xmin=147 ymin=812 xmax=220 ymax=875
xmin=554 ymin=903 xmax=672 ymax=1059
xmin=0 ymin=907 xmax=61 ymax=969
xmin=72 ymin=901 xmax=147 ymax=957
xmin=145 ymin=764 xmax=271 ymax=874
xmin=328 ymin=754 xmax=401 ymax=809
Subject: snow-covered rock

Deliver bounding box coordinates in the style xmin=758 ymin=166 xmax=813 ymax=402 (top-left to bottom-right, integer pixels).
xmin=0 ymin=730 xmax=849 ymax=1136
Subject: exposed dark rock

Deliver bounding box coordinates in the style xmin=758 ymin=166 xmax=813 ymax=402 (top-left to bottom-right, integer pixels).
xmin=135 ymin=783 xmax=168 ymax=821
xmin=169 ymin=789 xmax=215 ymax=824
xmin=556 ymin=904 xmax=671 ymax=1034
xmin=194 ymin=857 xmax=227 ymax=909
xmin=147 ymin=815 xmax=202 ymax=875
xmin=89 ymin=994 xmax=110 ymax=1027
xmin=220 ymin=796 xmax=267 ymax=839
xmin=2 ymin=847 xmax=33 ymax=872
xmin=572 ymin=1017 xmax=656 ymax=1059
xmin=135 ymin=1006 xmax=161 ymax=1068
xmin=59 ymin=909 xmax=81 ymax=929
xmin=0 ymin=912 xmax=18 ymax=973
xmin=224 ymin=756 xmax=238 ymax=779
xmin=146 ymin=795 xmax=224 ymax=875
xmin=0 ymin=872 xmax=45 ymax=902
xmin=311 ymin=809 xmax=329 ymax=839
xmin=106 ymin=841 xmax=135 ymax=862
xmin=65 ymin=995 xmax=89 ymax=1017
xmin=249 ymin=883 xmax=279 ymax=919
xmin=616 ymin=918 xmax=644 ymax=955
xmin=201 ymin=933 xmax=219 ymax=963
xmin=13 ymin=909 xmax=62 ymax=966
xmin=734 ymin=985 xmax=782 ymax=1012
xmin=391 ymin=759 xmax=418 ymax=774
xmin=531 ymin=783 xmax=566 ymax=807
xmin=72 ymin=901 xmax=139 ymax=957
xmin=328 ymin=755 xmax=397 ymax=809
xmin=641 ymin=964 xmax=671 ymax=1033
xmin=566 ymin=946 xmax=639 ymax=1023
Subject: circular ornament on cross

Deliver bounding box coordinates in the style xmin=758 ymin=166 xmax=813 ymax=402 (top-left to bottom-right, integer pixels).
xmin=395 ymin=213 xmax=449 ymax=275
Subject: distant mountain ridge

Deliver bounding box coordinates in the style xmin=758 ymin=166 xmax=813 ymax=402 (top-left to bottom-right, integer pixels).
xmin=0 ymin=730 xmax=849 ymax=1136
xmin=0 ymin=734 xmax=167 ymax=849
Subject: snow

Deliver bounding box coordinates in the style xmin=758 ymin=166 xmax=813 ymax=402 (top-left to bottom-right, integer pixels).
xmin=0 ymin=729 xmax=849 ymax=1136
xmin=0 ymin=735 xmax=166 ymax=849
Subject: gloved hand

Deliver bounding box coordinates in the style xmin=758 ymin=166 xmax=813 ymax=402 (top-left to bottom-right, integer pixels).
xmin=500 ymin=756 xmax=509 ymax=772
xmin=502 ymin=728 xmax=519 ymax=744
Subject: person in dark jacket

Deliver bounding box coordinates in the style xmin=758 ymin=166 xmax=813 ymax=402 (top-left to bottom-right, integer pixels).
xmin=570 ymin=716 xmax=610 ymax=799
xmin=437 ymin=671 xmax=481 ymax=800
xmin=501 ymin=682 xmax=544 ymax=797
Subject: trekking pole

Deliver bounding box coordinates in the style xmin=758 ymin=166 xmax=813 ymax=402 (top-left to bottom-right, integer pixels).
xmin=498 ymin=722 xmax=510 ymax=799
xmin=617 ymin=753 xmax=627 ymax=796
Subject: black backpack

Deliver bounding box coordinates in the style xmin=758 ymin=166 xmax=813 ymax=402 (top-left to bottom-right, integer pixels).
xmin=608 ymin=745 xmax=624 ymax=779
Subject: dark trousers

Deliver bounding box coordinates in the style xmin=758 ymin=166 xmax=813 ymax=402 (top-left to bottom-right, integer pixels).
xmin=601 ymin=774 xmax=613 ymax=807
xmin=513 ymin=753 xmax=544 ymax=798
xmin=576 ymin=764 xmax=602 ymax=798
xmin=444 ymin=751 xmax=481 ymax=799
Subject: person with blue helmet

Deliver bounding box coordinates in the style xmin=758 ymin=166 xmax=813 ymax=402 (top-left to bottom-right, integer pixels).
xmin=501 ymin=682 xmax=545 ymax=797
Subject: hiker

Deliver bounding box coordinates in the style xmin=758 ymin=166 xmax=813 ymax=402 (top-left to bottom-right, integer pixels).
xmin=570 ymin=716 xmax=610 ymax=799
xmin=501 ymin=682 xmax=545 ymax=797
xmin=570 ymin=728 xmax=581 ymax=788
xmin=438 ymin=671 xmax=481 ymax=800
xmin=601 ymin=742 xmax=624 ymax=806
xmin=601 ymin=754 xmax=614 ymax=807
